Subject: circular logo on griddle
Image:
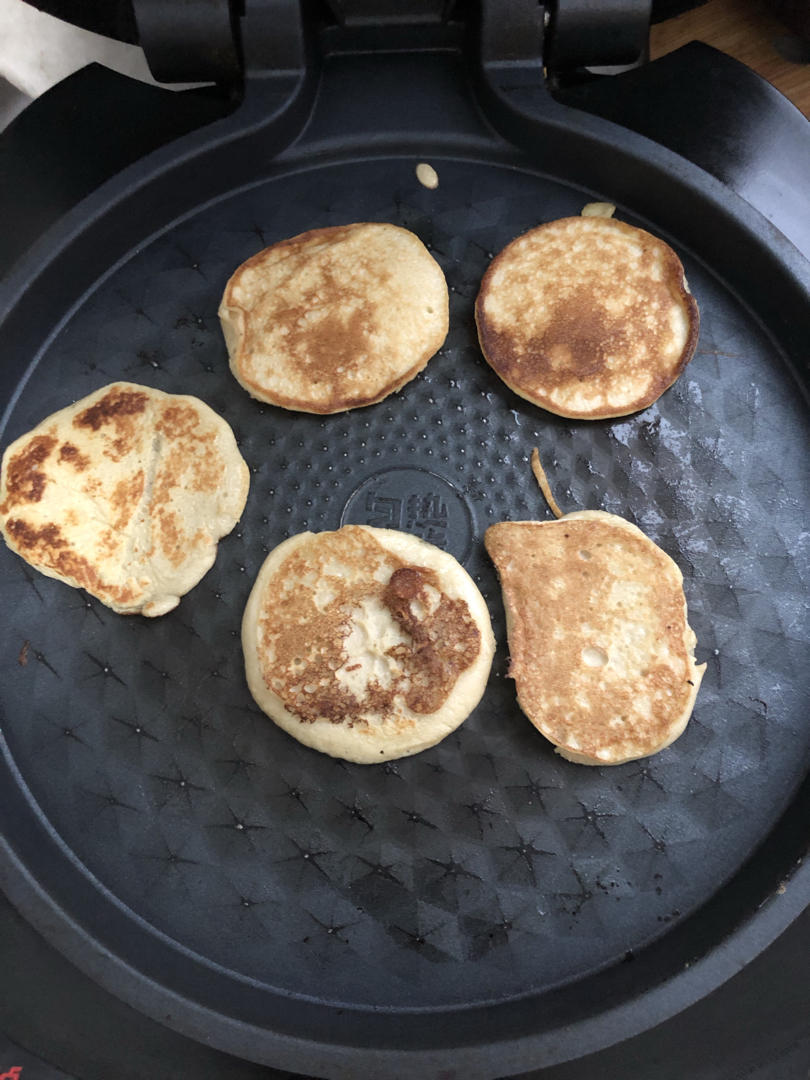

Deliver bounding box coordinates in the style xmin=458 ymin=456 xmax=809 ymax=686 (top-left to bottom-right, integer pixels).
xmin=340 ymin=467 xmax=473 ymax=564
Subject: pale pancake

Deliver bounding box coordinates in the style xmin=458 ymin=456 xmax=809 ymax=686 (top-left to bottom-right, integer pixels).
xmin=219 ymin=223 xmax=449 ymax=414
xmin=0 ymin=382 xmax=249 ymax=616
xmin=485 ymin=511 xmax=705 ymax=764
xmin=242 ymin=525 xmax=495 ymax=763
xmin=475 ymin=216 xmax=699 ymax=419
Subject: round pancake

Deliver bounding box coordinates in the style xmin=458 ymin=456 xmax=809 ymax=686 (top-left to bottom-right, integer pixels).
xmin=475 ymin=216 xmax=699 ymax=419
xmin=219 ymin=223 xmax=449 ymax=414
xmin=242 ymin=525 xmax=495 ymax=763
xmin=0 ymin=382 xmax=249 ymax=616
xmin=485 ymin=511 xmax=705 ymax=765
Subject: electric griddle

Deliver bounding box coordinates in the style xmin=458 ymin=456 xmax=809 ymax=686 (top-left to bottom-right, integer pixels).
xmin=1 ymin=3 xmax=808 ymax=1077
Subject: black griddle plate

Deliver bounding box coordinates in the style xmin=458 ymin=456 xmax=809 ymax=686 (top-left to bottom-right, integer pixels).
xmin=0 ymin=38 xmax=808 ymax=1080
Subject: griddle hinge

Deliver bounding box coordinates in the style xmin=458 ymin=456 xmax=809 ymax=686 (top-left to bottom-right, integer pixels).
xmin=478 ymin=0 xmax=546 ymax=90
xmin=132 ymin=0 xmax=242 ymax=86
xmin=544 ymin=0 xmax=652 ymax=80
xmin=478 ymin=0 xmax=651 ymax=89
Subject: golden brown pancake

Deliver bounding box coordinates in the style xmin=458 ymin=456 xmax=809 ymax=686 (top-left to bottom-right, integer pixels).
xmin=485 ymin=511 xmax=705 ymax=764
xmin=0 ymin=382 xmax=249 ymax=616
xmin=242 ymin=525 xmax=495 ymax=763
xmin=475 ymin=216 xmax=699 ymax=419
xmin=219 ymin=223 xmax=449 ymax=414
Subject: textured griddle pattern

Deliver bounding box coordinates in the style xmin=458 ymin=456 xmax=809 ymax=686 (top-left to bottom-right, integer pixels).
xmin=0 ymin=160 xmax=808 ymax=1009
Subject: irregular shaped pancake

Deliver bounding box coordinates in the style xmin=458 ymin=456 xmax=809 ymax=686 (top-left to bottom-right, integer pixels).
xmin=219 ymin=223 xmax=449 ymax=414
xmin=475 ymin=216 xmax=699 ymax=419
xmin=485 ymin=511 xmax=705 ymax=764
xmin=0 ymin=382 xmax=249 ymax=616
xmin=242 ymin=525 xmax=495 ymax=763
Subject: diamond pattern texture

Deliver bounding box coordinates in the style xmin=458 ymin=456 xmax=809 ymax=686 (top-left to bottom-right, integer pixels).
xmin=0 ymin=159 xmax=808 ymax=1011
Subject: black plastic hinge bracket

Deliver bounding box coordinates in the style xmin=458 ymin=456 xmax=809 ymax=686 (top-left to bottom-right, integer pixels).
xmin=131 ymin=0 xmax=311 ymax=96
xmin=478 ymin=0 xmax=546 ymax=89
xmin=132 ymin=0 xmax=242 ymax=86
xmin=239 ymin=0 xmax=309 ymax=80
xmin=544 ymin=0 xmax=652 ymax=79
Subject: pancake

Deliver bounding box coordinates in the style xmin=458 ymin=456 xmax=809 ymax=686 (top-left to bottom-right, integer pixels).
xmin=485 ymin=511 xmax=705 ymax=764
xmin=475 ymin=215 xmax=699 ymax=419
xmin=0 ymin=382 xmax=249 ymax=616
xmin=242 ymin=525 xmax=495 ymax=763
xmin=219 ymin=222 xmax=449 ymax=414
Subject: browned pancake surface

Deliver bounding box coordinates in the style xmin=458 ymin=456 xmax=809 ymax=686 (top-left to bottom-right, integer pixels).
xmin=485 ymin=513 xmax=704 ymax=763
xmin=242 ymin=526 xmax=495 ymax=762
xmin=475 ymin=217 xmax=699 ymax=419
xmin=260 ymin=532 xmax=479 ymax=724
xmin=0 ymin=383 xmax=249 ymax=616
xmin=220 ymin=223 xmax=449 ymax=413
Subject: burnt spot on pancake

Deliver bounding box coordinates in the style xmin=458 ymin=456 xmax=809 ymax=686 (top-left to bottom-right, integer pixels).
xmin=4 ymin=516 xmax=138 ymax=605
xmin=58 ymin=442 xmax=90 ymax=470
xmin=5 ymin=517 xmax=67 ymax=553
xmin=383 ymin=566 xmax=481 ymax=714
xmin=257 ymin=532 xmax=482 ymax=727
xmin=73 ymin=386 xmax=151 ymax=464
xmin=0 ymin=434 xmax=57 ymax=511
xmin=74 ymin=386 xmax=149 ymax=432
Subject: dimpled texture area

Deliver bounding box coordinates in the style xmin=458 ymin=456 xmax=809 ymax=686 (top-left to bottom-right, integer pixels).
xmin=0 ymin=159 xmax=808 ymax=1012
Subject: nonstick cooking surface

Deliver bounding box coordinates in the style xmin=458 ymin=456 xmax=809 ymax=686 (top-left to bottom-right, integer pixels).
xmin=0 ymin=156 xmax=808 ymax=1021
